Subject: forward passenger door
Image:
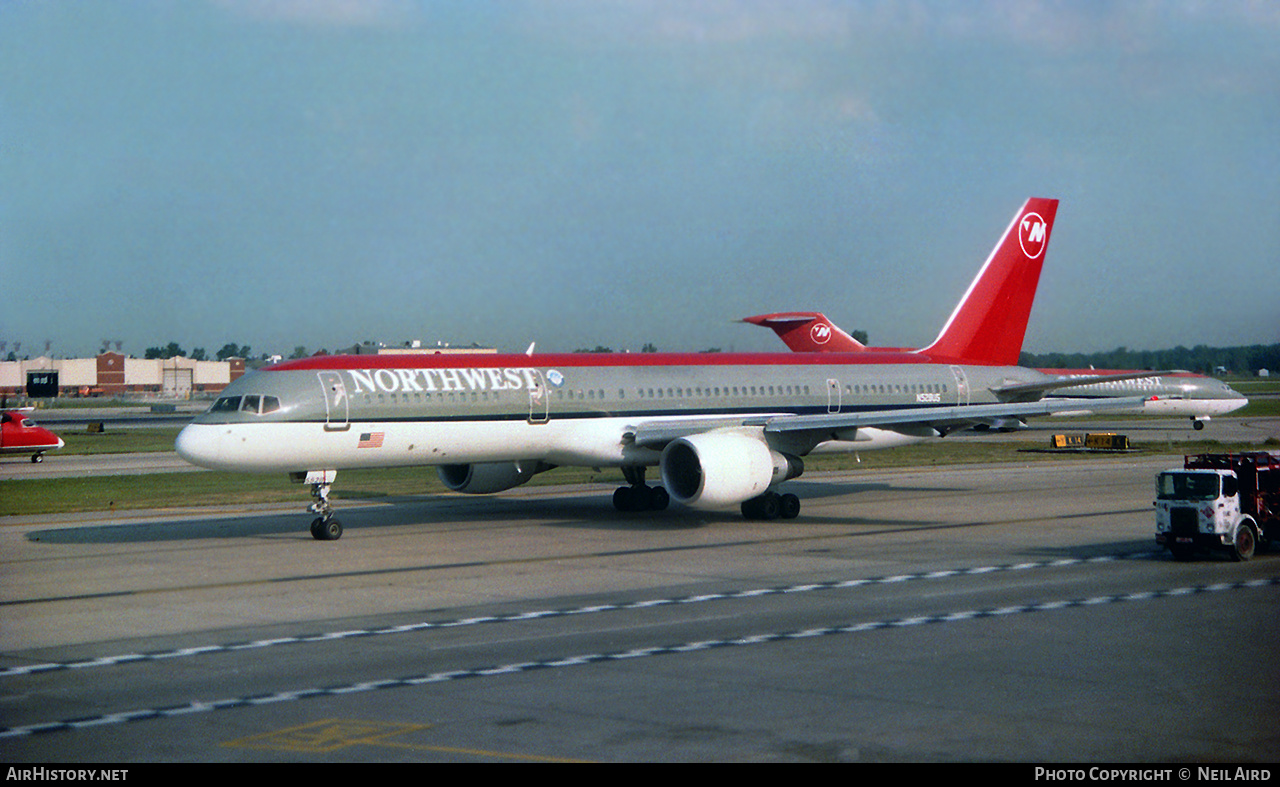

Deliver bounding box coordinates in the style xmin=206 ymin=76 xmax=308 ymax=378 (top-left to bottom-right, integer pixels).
xmin=318 ymin=371 xmax=350 ymax=431
xmin=528 ymin=370 xmax=549 ymax=424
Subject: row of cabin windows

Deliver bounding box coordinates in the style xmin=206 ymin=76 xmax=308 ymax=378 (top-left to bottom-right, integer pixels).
xmin=351 ymin=381 xmax=949 ymax=406
xmin=628 ymin=383 xmax=949 ymax=398
xmin=634 ymin=384 xmax=812 ymax=399
xmin=210 ymin=382 xmax=953 ymax=414
xmin=1091 ymin=378 xmax=1158 ymax=389
xmin=628 ymin=383 xmax=950 ymax=398
xmin=356 ymin=390 xmax=602 ymax=404
xmin=848 ymin=383 xmax=948 ymax=395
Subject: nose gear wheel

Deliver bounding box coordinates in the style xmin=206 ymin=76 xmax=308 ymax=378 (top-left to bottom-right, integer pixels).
xmin=307 ymin=480 xmax=343 ymax=540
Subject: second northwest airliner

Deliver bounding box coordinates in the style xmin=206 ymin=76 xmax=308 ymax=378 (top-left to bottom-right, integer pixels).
xmin=177 ymin=197 xmax=1150 ymax=539
xmin=740 ymin=315 xmax=1245 ymax=430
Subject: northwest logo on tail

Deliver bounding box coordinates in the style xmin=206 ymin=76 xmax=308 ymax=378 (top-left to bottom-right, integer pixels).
xmin=809 ymin=323 xmax=832 ymax=345
xmin=1019 ymin=213 xmax=1048 ymax=259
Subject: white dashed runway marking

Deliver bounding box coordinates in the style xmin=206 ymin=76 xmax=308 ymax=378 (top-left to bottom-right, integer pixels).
xmin=3 ymin=568 xmax=1275 ymax=739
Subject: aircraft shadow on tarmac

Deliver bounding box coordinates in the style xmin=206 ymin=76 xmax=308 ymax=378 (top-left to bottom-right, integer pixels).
xmin=19 ymin=478 xmax=999 ymax=545
xmin=22 ymin=476 xmax=959 ymax=544
xmin=26 ymin=511 xmax=321 ymax=544
xmin=21 ymin=496 xmax=1177 ymax=564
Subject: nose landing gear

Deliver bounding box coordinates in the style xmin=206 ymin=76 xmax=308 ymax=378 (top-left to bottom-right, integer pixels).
xmin=294 ymin=470 xmax=343 ymax=540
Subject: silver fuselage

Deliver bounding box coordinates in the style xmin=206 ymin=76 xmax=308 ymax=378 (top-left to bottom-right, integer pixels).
xmin=177 ymin=352 xmax=1046 ymax=473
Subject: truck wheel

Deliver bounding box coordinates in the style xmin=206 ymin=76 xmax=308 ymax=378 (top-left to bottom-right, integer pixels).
xmin=1230 ymin=523 xmax=1257 ymax=562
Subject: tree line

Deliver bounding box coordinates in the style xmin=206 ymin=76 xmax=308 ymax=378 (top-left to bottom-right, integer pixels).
xmin=143 ymin=342 xmax=250 ymax=361
xmin=1019 ymin=344 xmax=1279 ymax=376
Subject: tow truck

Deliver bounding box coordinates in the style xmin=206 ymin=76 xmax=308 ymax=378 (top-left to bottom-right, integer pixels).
xmin=1154 ymin=452 xmax=1280 ymax=561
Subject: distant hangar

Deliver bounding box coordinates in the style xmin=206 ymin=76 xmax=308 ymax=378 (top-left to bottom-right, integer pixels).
xmin=0 ymin=352 xmax=245 ymax=399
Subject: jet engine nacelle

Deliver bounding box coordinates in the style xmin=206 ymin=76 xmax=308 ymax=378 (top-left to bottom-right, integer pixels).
xmin=438 ymin=460 xmax=551 ymax=494
xmin=660 ymin=431 xmax=802 ymax=509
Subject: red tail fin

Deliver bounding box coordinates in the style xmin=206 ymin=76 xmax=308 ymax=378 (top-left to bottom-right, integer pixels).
xmin=918 ymin=197 xmax=1058 ymax=365
xmin=740 ymin=313 xmax=867 ymax=352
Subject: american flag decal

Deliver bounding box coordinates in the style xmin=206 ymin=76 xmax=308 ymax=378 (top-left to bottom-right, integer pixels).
xmin=357 ymin=432 xmax=385 ymax=449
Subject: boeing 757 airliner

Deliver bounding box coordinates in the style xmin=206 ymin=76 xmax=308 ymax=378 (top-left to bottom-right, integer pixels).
xmin=176 ymin=197 xmax=1147 ymax=539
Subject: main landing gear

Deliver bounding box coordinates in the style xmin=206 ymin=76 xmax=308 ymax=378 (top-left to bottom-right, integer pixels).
xmin=613 ymin=467 xmax=671 ymax=512
xmin=612 ymin=467 xmax=801 ymax=520
xmin=741 ymin=491 xmax=801 ymax=521
xmin=307 ymin=479 xmax=343 ymax=541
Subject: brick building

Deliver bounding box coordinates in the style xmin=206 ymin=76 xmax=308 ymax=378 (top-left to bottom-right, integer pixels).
xmin=0 ymin=353 xmax=245 ymax=398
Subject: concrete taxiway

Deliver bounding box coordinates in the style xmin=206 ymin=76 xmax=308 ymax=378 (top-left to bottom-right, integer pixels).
xmin=0 ymin=451 xmax=198 ymax=480
xmin=2 ymin=448 xmax=1278 ymax=762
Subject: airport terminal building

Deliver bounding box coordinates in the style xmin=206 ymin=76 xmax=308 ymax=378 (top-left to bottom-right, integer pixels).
xmin=0 ymin=352 xmax=245 ymax=399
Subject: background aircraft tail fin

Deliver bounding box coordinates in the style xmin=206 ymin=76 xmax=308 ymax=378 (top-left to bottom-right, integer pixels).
xmin=917 ymin=197 xmax=1058 ymax=366
xmin=740 ymin=313 xmax=867 ymax=352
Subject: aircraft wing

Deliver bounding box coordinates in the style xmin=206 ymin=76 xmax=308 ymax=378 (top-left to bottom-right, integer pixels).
xmin=628 ymin=396 xmax=1149 ymax=449
xmin=993 ymin=370 xmax=1187 ymax=402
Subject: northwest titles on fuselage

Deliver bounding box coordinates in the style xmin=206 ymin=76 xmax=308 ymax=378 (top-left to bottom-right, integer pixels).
xmin=347 ymin=366 xmax=547 ymax=395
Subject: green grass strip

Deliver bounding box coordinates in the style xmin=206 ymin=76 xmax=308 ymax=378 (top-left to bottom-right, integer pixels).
xmin=4 ymin=437 xmax=1267 ymax=517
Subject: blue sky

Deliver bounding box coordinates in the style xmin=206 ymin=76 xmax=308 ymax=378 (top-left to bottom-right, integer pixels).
xmin=2 ymin=0 xmax=1277 ymax=359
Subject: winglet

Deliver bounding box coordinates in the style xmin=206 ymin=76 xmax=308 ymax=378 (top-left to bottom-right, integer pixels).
xmin=917 ymin=198 xmax=1058 ymax=366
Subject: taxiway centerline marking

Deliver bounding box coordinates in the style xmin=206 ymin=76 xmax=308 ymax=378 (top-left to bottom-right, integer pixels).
xmin=5 ymin=575 xmax=1275 ymax=739
xmin=0 ymin=552 xmax=1149 ymax=678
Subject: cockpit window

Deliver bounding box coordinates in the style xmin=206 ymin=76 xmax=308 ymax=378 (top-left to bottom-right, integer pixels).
xmin=209 ymin=394 xmax=282 ymax=415
xmin=210 ymin=396 xmax=241 ymax=413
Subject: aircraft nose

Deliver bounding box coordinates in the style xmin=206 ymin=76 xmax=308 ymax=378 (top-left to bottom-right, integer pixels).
xmin=175 ymin=424 xmax=223 ymax=469
xmin=35 ymin=428 xmax=64 ymax=449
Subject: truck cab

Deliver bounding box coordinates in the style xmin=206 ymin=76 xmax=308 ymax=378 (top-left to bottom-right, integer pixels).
xmin=1155 ymin=452 xmax=1280 ymax=561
